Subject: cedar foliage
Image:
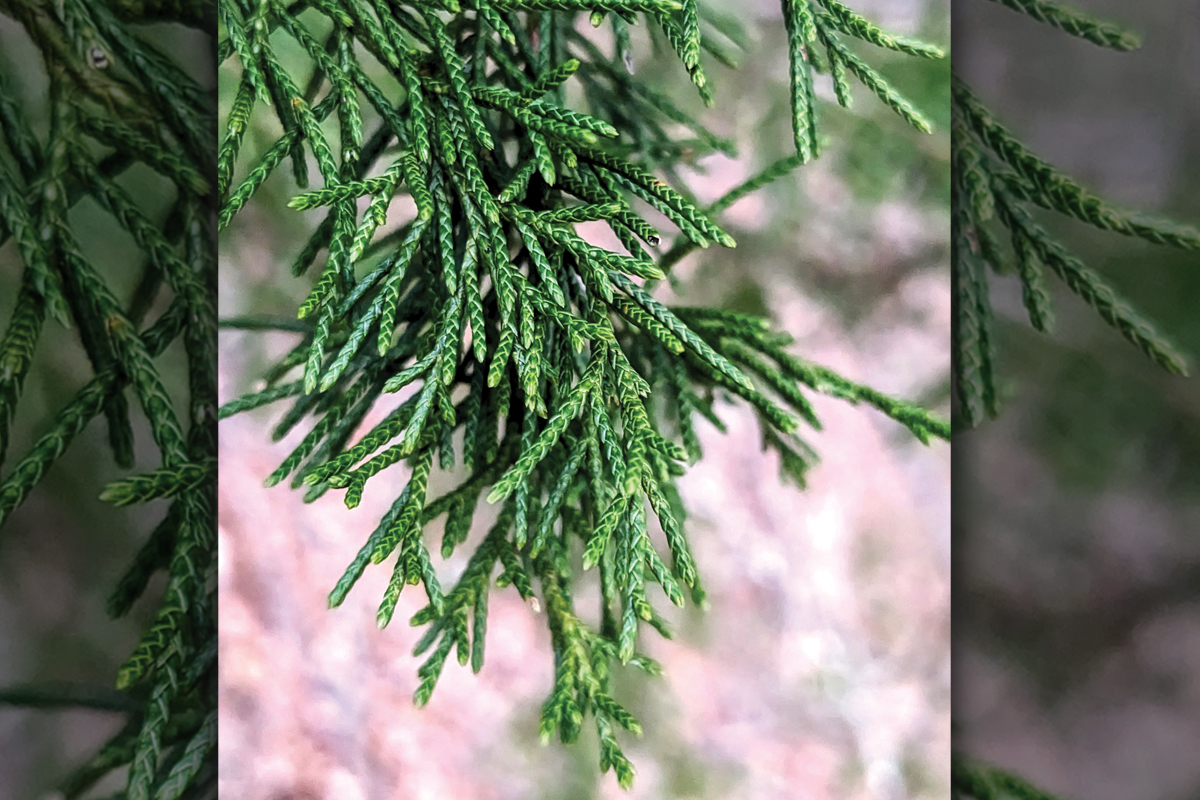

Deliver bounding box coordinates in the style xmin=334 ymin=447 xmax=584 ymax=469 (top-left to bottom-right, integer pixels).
xmin=0 ymin=1 xmax=216 ymax=798
xmin=952 ymin=0 xmax=1200 ymax=428
xmin=218 ymin=0 xmax=948 ymax=787
xmin=953 ymin=2 xmax=1198 ymax=799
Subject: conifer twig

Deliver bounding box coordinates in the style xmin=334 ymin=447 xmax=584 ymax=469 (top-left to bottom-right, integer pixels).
xmin=218 ymin=0 xmax=947 ymax=788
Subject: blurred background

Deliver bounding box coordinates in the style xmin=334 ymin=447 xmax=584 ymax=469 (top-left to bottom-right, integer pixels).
xmin=0 ymin=17 xmax=212 ymax=800
xmin=953 ymin=1 xmax=1200 ymax=799
xmin=218 ymin=2 xmax=950 ymax=798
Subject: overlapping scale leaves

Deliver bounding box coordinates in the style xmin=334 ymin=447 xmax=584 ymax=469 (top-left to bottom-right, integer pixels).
xmin=218 ymin=0 xmax=947 ymax=789
xmin=952 ymin=0 xmax=1200 ymax=428
xmin=779 ymin=0 xmax=945 ymax=161
xmin=953 ymin=3 xmax=1200 ymax=799
xmin=0 ymin=1 xmax=216 ymax=798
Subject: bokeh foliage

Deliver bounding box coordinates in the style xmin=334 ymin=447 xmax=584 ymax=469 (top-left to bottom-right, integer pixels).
xmin=0 ymin=0 xmax=216 ymax=797
xmin=953 ymin=2 xmax=1200 ymax=800
xmin=951 ymin=0 xmax=1200 ymax=429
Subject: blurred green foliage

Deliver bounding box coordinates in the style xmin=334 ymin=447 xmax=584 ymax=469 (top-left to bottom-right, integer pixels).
xmin=955 ymin=2 xmax=1200 ymax=799
xmin=0 ymin=4 xmax=216 ymax=799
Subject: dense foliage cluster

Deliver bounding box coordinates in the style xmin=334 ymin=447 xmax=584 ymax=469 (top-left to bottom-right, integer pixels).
xmin=218 ymin=0 xmax=947 ymax=787
xmin=951 ymin=0 xmax=1200 ymax=428
xmin=0 ymin=0 xmax=216 ymax=798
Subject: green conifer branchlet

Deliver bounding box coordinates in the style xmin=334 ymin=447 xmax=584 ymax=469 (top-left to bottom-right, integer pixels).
xmin=219 ymin=0 xmax=947 ymax=787
xmin=954 ymin=3 xmax=1198 ymax=800
xmin=952 ymin=1 xmax=1200 ymax=429
xmin=0 ymin=1 xmax=217 ymax=797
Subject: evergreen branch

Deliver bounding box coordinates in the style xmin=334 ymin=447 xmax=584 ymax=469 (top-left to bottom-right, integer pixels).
xmin=983 ymin=0 xmax=1141 ymax=50
xmin=952 ymin=74 xmax=1200 ymax=250
xmin=99 ymin=460 xmax=217 ymax=507
xmin=817 ymin=1 xmax=945 ymax=58
xmin=994 ymin=184 xmax=1189 ymax=375
xmin=216 ymin=1 xmax=949 ymax=790
xmin=0 ymin=5 xmax=216 ymax=790
xmin=951 ymin=9 xmax=1198 ymax=423
xmin=816 ymin=20 xmax=935 ymax=133
xmin=0 ymin=683 xmax=141 ymax=713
